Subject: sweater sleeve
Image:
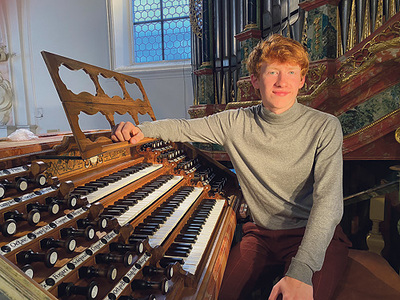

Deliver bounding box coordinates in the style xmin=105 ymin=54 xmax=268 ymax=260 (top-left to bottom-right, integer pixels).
xmin=285 ymin=116 xmax=344 ymax=286
xmin=137 ymin=109 xmax=238 ymax=145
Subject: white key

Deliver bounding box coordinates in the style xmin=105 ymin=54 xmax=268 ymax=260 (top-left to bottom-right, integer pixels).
xmin=85 ymin=164 xmax=162 ymax=203
xmin=117 ymin=176 xmax=184 ymax=226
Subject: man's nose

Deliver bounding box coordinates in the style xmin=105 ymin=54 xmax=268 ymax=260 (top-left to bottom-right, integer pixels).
xmin=275 ymin=73 xmax=288 ymax=87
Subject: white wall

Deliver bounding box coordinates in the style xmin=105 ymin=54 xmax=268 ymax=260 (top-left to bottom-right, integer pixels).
xmin=119 ymin=63 xmax=193 ymax=124
xmin=1 ymin=0 xmax=194 ymax=137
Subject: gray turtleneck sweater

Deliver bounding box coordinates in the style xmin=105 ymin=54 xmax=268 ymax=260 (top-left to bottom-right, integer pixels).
xmin=138 ymin=101 xmax=343 ymax=286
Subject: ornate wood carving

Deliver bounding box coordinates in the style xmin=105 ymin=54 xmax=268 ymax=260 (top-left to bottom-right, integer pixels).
xmin=41 ymin=51 xmax=156 ymax=160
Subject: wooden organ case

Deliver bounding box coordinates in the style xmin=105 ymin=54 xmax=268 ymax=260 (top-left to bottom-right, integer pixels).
xmin=0 ymin=52 xmax=241 ymax=300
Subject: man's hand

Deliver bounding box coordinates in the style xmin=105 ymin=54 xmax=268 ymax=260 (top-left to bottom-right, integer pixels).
xmin=111 ymin=121 xmax=144 ymax=144
xmin=269 ymin=276 xmax=313 ymax=300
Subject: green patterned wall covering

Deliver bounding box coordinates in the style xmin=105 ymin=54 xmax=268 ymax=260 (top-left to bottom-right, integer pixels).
xmin=339 ymin=83 xmax=400 ymax=136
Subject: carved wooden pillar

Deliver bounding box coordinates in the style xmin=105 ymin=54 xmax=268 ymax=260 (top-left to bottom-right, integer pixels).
xmin=297 ymin=0 xmax=341 ymax=103
xmin=231 ymin=0 xmax=262 ymax=106
xmin=299 ymin=0 xmax=341 ymax=61
xmin=189 ymin=0 xmax=225 ymax=124
xmin=188 ymin=0 xmax=228 ymax=161
xmin=189 ymin=0 xmax=227 ymax=114
xmin=193 ymin=0 xmax=214 ymax=106
xmin=234 ymin=30 xmax=262 ymax=105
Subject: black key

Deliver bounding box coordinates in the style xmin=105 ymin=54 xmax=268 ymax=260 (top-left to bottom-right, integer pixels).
xmin=165 ymin=249 xmax=189 ymax=257
xmin=169 ymin=242 xmax=193 ymax=249
xmin=144 ymin=216 xmax=167 ymax=223
xmin=181 ymin=228 xmax=200 ymax=234
xmin=175 ymin=236 xmax=196 ymax=243
xmin=101 ymin=210 xmax=121 ymax=216
xmin=115 ymin=199 xmax=137 ymax=206
xmin=129 ymin=234 xmax=149 ymax=240
xmin=137 ymin=223 xmax=160 ymax=229
xmin=134 ymin=228 xmax=155 ymax=235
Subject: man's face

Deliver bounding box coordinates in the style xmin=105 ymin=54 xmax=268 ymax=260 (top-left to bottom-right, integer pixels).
xmin=250 ymin=61 xmax=305 ymax=114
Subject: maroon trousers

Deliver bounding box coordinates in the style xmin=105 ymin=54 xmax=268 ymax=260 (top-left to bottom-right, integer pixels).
xmin=219 ymin=222 xmax=351 ymax=300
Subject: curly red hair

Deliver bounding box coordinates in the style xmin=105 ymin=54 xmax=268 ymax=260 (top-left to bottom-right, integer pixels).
xmin=247 ymin=34 xmax=309 ymax=78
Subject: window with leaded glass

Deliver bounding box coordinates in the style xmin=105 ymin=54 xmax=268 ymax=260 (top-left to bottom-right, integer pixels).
xmin=133 ymin=0 xmax=191 ymax=63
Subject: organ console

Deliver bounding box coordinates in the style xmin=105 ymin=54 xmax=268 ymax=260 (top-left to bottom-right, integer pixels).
xmin=0 ymin=51 xmax=242 ymax=299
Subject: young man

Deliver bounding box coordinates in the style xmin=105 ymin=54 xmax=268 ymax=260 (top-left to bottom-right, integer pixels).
xmin=112 ymin=34 xmax=350 ymax=300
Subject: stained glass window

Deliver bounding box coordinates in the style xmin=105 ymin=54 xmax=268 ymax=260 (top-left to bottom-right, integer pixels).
xmin=133 ymin=0 xmax=191 ymax=63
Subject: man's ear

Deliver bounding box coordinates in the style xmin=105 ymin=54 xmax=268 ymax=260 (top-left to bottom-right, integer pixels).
xmin=250 ymin=74 xmax=259 ymax=89
xmin=299 ymin=75 xmax=306 ymax=89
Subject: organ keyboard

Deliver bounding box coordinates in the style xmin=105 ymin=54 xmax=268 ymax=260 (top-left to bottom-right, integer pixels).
xmin=115 ymin=175 xmax=185 ymax=227
xmin=0 ymin=51 xmax=243 ymax=299
xmin=177 ymin=199 xmax=226 ymax=275
xmin=81 ymin=163 xmax=163 ymax=204
xmin=147 ymin=187 xmax=204 ymax=248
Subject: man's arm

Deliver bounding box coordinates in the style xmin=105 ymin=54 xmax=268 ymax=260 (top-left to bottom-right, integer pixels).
xmin=270 ymin=117 xmax=344 ymax=299
xmin=111 ymin=109 xmax=241 ymax=146
xmin=287 ymin=117 xmax=344 ymax=282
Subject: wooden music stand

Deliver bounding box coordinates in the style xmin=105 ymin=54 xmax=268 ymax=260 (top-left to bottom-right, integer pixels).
xmin=41 ymin=51 xmax=156 ymax=160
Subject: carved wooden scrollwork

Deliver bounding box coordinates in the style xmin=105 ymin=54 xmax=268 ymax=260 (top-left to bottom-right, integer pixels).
xmin=42 ymin=51 xmax=156 ymax=159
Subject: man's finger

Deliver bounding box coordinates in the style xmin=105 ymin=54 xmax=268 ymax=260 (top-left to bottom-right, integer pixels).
xmin=111 ymin=122 xmax=125 ymax=142
xmin=129 ymin=130 xmax=144 ymax=144
xmin=268 ymin=284 xmax=281 ymax=300
xmin=121 ymin=122 xmax=137 ymax=141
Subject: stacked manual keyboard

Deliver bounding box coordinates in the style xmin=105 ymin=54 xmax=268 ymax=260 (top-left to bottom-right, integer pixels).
xmin=128 ymin=186 xmax=204 ymax=247
xmin=160 ymin=198 xmax=225 ymax=274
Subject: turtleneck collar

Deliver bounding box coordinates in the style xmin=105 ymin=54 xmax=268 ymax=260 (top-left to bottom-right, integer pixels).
xmin=259 ymin=101 xmax=303 ymax=125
